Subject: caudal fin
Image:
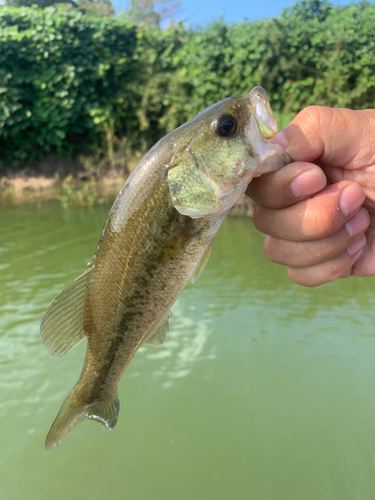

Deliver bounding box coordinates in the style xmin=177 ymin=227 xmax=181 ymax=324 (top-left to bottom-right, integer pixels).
xmin=45 ymin=389 xmax=120 ymax=450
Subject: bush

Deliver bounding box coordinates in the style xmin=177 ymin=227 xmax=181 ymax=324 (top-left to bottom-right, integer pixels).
xmin=1 ymin=1 xmax=375 ymax=169
xmin=0 ymin=6 xmax=141 ymax=162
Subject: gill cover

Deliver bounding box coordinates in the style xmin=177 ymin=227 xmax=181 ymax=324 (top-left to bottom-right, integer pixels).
xmin=167 ymin=160 xmax=220 ymax=218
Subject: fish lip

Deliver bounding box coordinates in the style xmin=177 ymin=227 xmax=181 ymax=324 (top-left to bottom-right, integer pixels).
xmin=246 ymin=87 xmax=278 ymax=140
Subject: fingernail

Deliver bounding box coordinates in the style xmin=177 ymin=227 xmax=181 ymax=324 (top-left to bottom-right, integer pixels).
xmin=347 ymin=234 xmax=366 ymax=256
xmin=339 ymin=184 xmax=365 ymax=216
xmin=269 ymin=130 xmax=288 ymax=149
xmin=345 ymin=210 xmax=370 ymax=237
xmin=290 ymin=170 xmax=326 ymax=198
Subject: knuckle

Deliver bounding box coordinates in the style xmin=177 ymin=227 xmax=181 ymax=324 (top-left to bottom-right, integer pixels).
xmin=295 ymin=106 xmax=336 ymax=148
xmin=324 ymin=259 xmax=344 ymax=281
xmin=300 ymin=105 xmax=332 ymax=126
xmin=260 ymin=189 xmax=274 ymax=209
xmin=287 ymin=251 xmax=348 ymax=287
xmin=322 ymin=252 xmax=353 ymax=283
xmin=321 ymin=234 xmax=350 ymax=261
xmin=263 ymin=236 xmax=278 ymax=262
xmin=251 ymin=178 xmax=276 ymax=208
xmin=298 ymin=105 xmax=321 ymax=121
xmin=287 ymin=267 xmax=321 ymax=288
xmin=253 ymin=205 xmax=267 ymax=233
xmin=306 ymin=203 xmax=338 ymax=239
xmin=296 ymin=106 xmax=326 ymax=131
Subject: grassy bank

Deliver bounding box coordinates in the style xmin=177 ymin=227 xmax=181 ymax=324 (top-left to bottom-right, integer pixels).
xmin=0 ymin=172 xmax=254 ymax=216
xmin=0 ymin=108 xmax=291 ymax=213
xmin=0 ymin=172 xmax=126 ymax=206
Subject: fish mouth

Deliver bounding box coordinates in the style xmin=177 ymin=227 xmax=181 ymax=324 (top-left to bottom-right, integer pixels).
xmin=246 ymin=87 xmax=278 ymax=140
xmin=216 ymin=182 xmax=249 ymax=212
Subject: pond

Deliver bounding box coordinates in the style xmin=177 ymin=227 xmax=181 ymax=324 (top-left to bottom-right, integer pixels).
xmin=1 ymin=200 xmax=375 ymax=499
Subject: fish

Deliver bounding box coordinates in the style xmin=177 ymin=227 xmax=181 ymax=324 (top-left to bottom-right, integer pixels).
xmin=40 ymin=86 xmax=291 ymax=449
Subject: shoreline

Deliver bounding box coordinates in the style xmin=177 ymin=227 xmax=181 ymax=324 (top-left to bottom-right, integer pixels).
xmin=0 ymin=172 xmax=126 ymax=206
xmin=0 ymin=172 xmax=254 ymax=216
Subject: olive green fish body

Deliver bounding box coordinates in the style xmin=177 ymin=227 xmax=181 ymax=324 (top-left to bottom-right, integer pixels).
xmin=79 ymin=175 xmax=224 ymax=404
xmin=41 ymin=87 xmax=291 ymax=448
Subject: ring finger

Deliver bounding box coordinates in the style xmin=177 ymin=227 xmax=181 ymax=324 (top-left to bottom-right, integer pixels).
xmin=264 ymin=208 xmax=370 ymax=267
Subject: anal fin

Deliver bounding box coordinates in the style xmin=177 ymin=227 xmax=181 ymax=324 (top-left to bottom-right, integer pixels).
xmin=40 ymin=267 xmax=92 ymax=357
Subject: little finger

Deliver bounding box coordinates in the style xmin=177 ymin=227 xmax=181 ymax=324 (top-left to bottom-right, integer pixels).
xmin=287 ymin=241 xmax=366 ymax=287
xmin=263 ymin=208 xmax=370 ymax=267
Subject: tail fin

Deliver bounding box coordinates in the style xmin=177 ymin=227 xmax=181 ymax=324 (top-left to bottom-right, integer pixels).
xmin=45 ymin=389 xmax=120 ymax=450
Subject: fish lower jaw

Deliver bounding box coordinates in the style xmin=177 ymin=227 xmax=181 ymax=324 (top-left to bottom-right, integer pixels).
xmin=217 ymin=182 xmax=249 ymax=210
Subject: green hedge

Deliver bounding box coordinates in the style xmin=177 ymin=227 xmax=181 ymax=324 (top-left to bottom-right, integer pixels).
xmin=1 ymin=0 xmax=375 ymax=167
xmin=0 ymin=7 xmax=142 ymax=162
xmin=151 ymin=0 xmax=375 ymax=132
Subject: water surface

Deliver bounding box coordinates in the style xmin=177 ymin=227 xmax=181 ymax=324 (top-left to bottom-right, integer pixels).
xmin=1 ymin=201 xmax=375 ymax=500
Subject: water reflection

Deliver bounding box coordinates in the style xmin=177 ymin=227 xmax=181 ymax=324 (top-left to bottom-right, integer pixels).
xmin=1 ymin=201 xmax=375 ymax=499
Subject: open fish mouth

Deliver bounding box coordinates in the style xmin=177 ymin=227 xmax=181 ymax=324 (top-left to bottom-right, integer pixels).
xmin=246 ymin=86 xmax=278 ymax=140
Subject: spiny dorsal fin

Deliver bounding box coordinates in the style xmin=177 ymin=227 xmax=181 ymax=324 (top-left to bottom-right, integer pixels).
xmin=40 ymin=268 xmax=92 ymax=357
xmin=146 ymin=316 xmax=170 ymax=346
xmin=191 ymin=240 xmax=213 ymax=284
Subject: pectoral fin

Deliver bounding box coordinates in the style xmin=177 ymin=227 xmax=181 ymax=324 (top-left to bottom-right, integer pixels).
xmin=146 ymin=316 xmax=170 ymax=346
xmin=191 ymin=240 xmax=213 ymax=284
xmin=40 ymin=268 xmax=91 ymax=357
xmin=146 ymin=218 xmax=200 ymax=268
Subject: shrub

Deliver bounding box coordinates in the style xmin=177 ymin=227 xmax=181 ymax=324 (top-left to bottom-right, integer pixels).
xmin=1 ymin=1 xmax=374 ymax=169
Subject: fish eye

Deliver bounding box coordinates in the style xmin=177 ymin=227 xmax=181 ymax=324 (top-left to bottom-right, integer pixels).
xmin=216 ymin=115 xmax=238 ymax=138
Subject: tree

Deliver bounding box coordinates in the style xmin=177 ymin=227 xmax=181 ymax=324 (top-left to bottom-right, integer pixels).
xmin=76 ymin=0 xmax=115 ymax=17
xmin=3 ymin=0 xmax=115 ymax=16
xmin=4 ymin=0 xmax=74 ymax=6
xmin=125 ymin=0 xmax=181 ymax=27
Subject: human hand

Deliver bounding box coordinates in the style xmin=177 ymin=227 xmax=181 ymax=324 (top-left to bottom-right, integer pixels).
xmin=246 ymin=106 xmax=375 ymax=286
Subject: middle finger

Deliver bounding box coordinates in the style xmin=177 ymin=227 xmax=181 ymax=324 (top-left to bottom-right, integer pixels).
xmin=254 ymin=181 xmax=365 ymax=242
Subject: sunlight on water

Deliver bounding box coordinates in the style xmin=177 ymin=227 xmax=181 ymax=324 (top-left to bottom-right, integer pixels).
xmin=1 ymin=201 xmax=375 ymax=500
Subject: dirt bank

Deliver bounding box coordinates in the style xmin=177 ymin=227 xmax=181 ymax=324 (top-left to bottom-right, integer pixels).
xmin=0 ymin=171 xmax=254 ymax=216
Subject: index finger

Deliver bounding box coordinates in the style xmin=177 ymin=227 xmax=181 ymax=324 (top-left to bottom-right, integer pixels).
xmin=246 ymin=161 xmax=327 ymax=209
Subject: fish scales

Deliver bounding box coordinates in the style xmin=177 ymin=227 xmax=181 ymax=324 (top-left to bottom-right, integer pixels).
xmin=82 ymin=177 xmax=223 ymax=403
xmin=41 ymin=87 xmax=291 ymax=448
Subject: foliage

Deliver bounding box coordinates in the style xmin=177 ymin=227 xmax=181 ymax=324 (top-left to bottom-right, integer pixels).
xmin=0 ymin=0 xmax=375 ymax=169
xmin=0 ymin=6 xmax=140 ymax=163
xmin=4 ymin=0 xmax=72 ymax=6
xmin=153 ymin=0 xmax=375 ymax=131
xmin=4 ymin=0 xmax=115 ymax=17
xmin=75 ymin=0 xmax=115 ymax=17
xmin=58 ymin=177 xmax=107 ymax=207
xmin=124 ymin=0 xmax=181 ymax=27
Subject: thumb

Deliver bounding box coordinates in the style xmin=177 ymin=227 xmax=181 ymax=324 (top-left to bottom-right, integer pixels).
xmin=271 ymin=106 xmax=375 ymax=168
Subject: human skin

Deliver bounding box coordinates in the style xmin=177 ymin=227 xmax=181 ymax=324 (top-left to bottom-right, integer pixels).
xmin=246 ymin=106 xmax=375 ymax=287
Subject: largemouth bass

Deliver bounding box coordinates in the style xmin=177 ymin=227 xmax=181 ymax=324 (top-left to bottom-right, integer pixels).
xmin=41 ymin=87 xmax=290 ymax=449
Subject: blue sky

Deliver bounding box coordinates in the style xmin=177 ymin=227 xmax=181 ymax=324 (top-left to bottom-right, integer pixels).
xmin=114 ymin=0 xmax=355 ymax=25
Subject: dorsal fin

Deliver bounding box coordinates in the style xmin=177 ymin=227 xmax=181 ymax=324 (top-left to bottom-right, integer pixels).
xmin=191 ymin=240 xmax=213 ymax=284
xmin=40 ymin=268 xmax=92 ymax=357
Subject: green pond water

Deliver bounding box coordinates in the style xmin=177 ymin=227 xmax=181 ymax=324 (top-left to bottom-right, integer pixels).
xmin=1 ymin=200 xmax=375 ymax=500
